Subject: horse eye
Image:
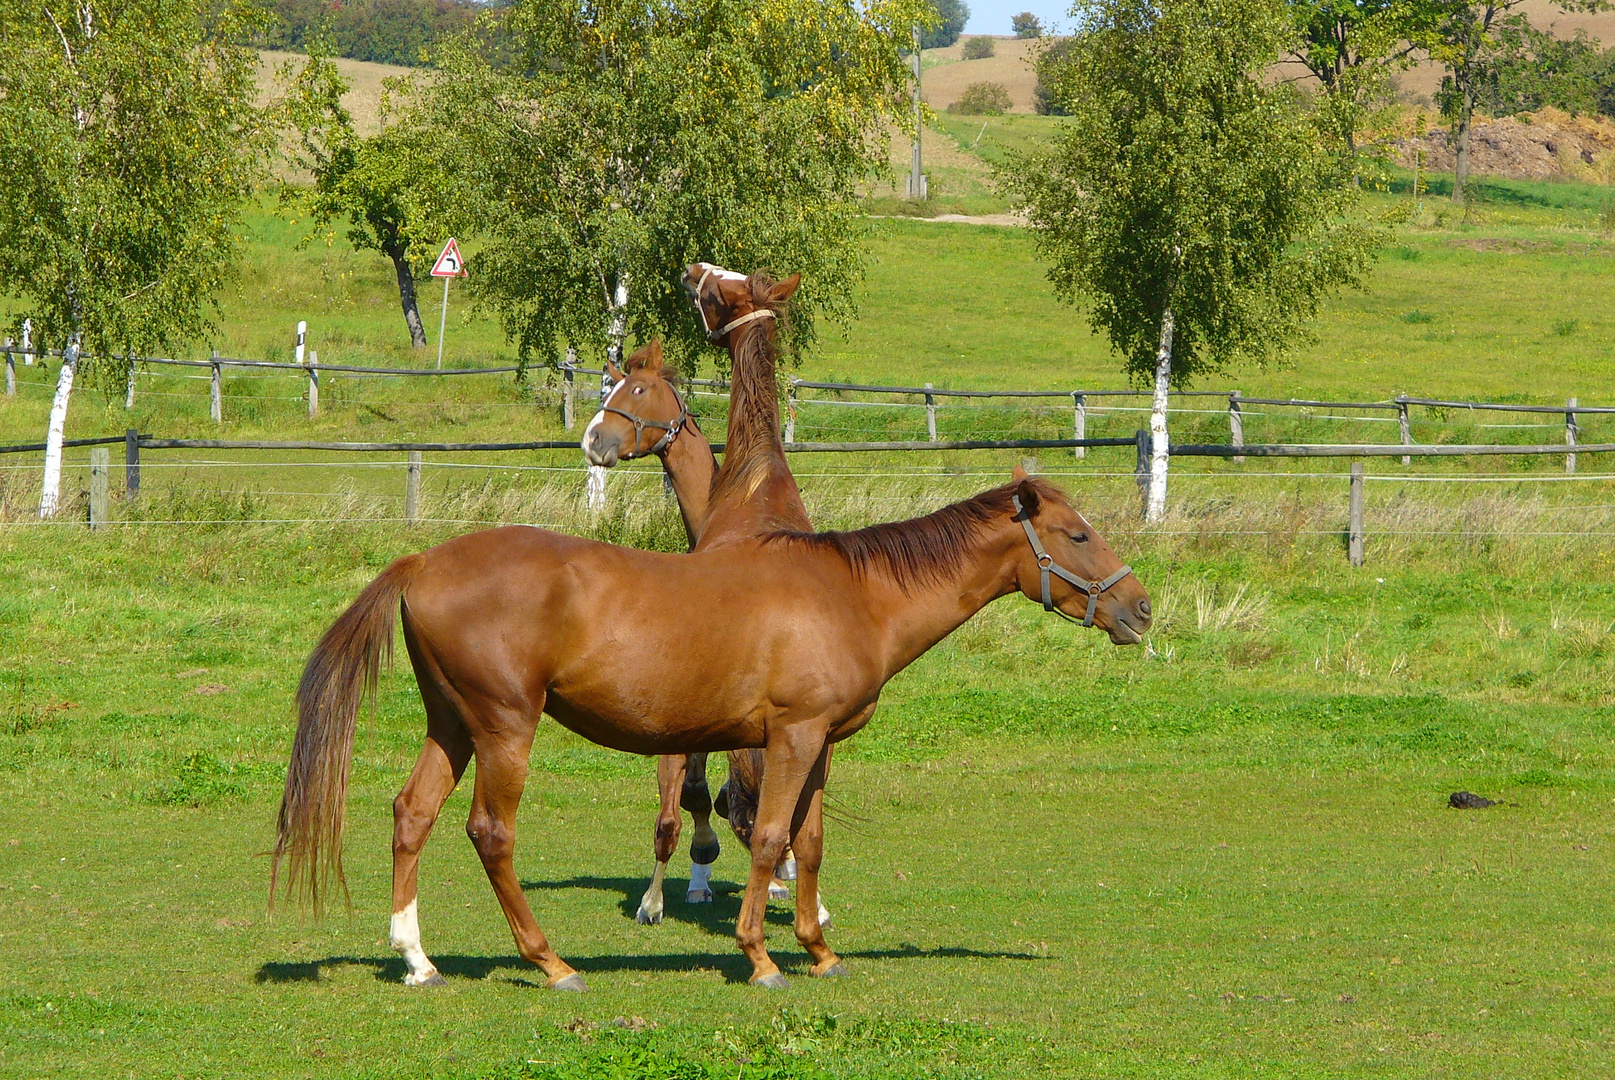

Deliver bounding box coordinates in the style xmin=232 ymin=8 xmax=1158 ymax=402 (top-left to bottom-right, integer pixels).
xmin=1071 ymin=532 xmax=1089 ymax=544
xmin=632 ymin=386 xmax=644 ymax=394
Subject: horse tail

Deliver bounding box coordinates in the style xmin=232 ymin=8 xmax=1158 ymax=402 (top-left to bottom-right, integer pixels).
xmin=719 ymin=748 xmax=766 ymax=850
xmin=271 ymin=553 xmax=427 ymax=916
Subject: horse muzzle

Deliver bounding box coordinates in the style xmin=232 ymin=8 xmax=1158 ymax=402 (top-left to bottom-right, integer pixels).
xmin=581 ymin=425 xmax=621 ymax=468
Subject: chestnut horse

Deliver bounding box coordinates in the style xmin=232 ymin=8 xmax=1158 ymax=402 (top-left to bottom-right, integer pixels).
xmin=273 ymin=472 xmax=1150 ymax=989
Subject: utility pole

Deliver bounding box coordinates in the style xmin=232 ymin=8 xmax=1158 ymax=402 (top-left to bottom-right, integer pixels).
xmin=908 ymin=26 xmax=927 ymax=200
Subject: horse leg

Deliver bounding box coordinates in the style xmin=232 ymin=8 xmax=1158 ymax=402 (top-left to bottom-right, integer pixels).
xmin=389 ymin=693 xmax=473 ymax=987
xmin=789 ymin=746 xmax=844 ymax=976
xmin=735 ymin=729 xmax=826 ymax=988
xmin=636 ymin=754 xmax=688 ymax=924
xmin=463 ymin=712 xmax=583 ymax=991
xmin=683 ymin=752 xmax=720 ymax=903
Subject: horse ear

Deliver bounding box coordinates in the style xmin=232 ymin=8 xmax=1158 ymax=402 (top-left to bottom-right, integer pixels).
xmin=1014 ymin=478 xmax=1041 ymax=516
xmin=605 ymin=358 xmax=625 ymax=382
xmin=624 ymin=340 xmax=663 ymax=374
xmin=770 ymin=273 xmax=801 ymax=304
xmin=1011 ymin=463 xmax=1030 ymax=482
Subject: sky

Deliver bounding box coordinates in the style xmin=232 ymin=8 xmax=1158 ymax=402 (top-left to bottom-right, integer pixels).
xmin=963 ymin=0 xmax=1070 ymax=35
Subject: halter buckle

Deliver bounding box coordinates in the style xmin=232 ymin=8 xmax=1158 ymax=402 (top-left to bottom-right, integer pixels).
xmin=1037 ymin=554 xmax=1053 ymax=568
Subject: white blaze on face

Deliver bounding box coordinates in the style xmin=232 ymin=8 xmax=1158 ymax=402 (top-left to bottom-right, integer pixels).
xmin=389 ymin=900 xmax=439 ymax=984
xmin=581 ymin=408 xmax=609 ymax=459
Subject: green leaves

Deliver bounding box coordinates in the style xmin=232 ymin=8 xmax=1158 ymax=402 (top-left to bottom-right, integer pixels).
xmin=0 ymin=0 xmax=268 ymax=372
xmin=1005 ymin=0 xmax=1379 ymax=386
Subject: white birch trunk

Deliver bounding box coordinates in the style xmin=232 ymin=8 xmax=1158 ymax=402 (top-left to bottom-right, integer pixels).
xmin=40 ymin=334 xmax=81 ymax=518
xmin=587 ymin=276 xmax=631 ymax=513
xmin=1145 ymin=308 xmax=1173 ymax=524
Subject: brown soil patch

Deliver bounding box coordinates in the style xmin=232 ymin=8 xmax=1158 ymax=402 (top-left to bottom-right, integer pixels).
xmin=921 ymin=37 xmax=1045 ymax=114
xmin=1391 ymin=108 xmax=1615 ymax=182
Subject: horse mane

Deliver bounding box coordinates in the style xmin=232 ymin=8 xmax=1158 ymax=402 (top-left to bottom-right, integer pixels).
xmin=707 ymin=272 xmax=795 ymax=510
xmin=767 ymin=478 xmax=1068 ymax=592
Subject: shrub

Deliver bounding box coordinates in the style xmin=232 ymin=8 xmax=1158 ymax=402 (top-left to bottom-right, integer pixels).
xmin=1033 ymin=37 xmax=1077 ymax=114
xmin=950 ymin=81 xmax=1013 ymax=115
xmin=962 ymin=35 xmax=995 ymax=59
xmin=1011 ymin=11 xmax=1043 ymax=38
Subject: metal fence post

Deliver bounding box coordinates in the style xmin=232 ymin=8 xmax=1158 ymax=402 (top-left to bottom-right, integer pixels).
xmin=210 ymin=349 xmax=222 ymax=423
xmin=307 ymin=350 xmax=319 ymax=418
xmin=406 ymin=450 xmax=422 ymax=523
xmin=1072 ymin=392 xmax=1086 ymax=459
xmin=785 ymin=380 xmax=797 ymax=444
xmin=1348 ymin=462 xmax=1365 ymax=567
xmin=1229 ymin=391 xmax=1244 ymax=464
xmin=562 ymin=347 xmax=577 ymax=430
xmin=1397 ymin=395 xmax=1411 ymax=466
xmin=1566 ymin=397 xmax=1578 ymax=475
xmin=924 ymin=383 xmax=937 ymax=442
xmin=125 ymin=429 xmax=140 ymax=499
xmin=1135 ymin=429 xmax=1150 ymax=505
xmin=3 ymin=339 xmax=12 ymax=397
xmin=89 ymin=447 xmax=109 ymax=530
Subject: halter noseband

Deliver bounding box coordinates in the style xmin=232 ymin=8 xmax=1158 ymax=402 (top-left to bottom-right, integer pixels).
xmin=693 ymin=266 xmax=777 ymax=342
xmin=1011 ymin=494 xmax=1133 ymax=627
xmin=599 ymin=384 xmax=689 ymax=460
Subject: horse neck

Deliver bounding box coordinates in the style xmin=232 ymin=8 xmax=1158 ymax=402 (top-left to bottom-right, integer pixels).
xmin=699 ymin=317 xmax=812 ymax=542
xmin=861 ymin=523 xmax=1025 ymax=677
xmin=659 ymin=413 xmax=716 ymax=550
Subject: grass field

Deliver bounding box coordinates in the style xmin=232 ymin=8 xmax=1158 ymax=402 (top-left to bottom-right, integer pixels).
xmin=2 ymin=165 xmax=1615 ymax=1077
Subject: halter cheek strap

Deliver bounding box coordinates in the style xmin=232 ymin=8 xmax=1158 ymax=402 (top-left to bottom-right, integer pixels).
xmin=1011 ymin=494 xmax=1133 ymax=627
xmin=600 ymin=386 xmax=689 ymax=460
xmin=694 ymin=267 xmax=777 ymax=342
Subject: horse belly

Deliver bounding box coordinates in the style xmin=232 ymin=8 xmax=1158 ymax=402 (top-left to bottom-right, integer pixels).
xmin=541 ymin=678 xmax=768 ymax=756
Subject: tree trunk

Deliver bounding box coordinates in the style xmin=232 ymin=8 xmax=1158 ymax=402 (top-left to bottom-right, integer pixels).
xmin=40 ymin=334 xmax=81 ymax=518
xmin=1452 ymin=84 xmax=1474 ymax=205
xmin=1145 ymin=307 xmax=1173 ymax=524
xmin=587 ymin=275 xmax=630 ymax=513
xmin=388 ymin=244 xmax=428 ymax=348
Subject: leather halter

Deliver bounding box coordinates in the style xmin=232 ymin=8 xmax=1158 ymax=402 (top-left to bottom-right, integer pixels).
xmin=1011 ymin=494 xmax=1133 ymax=627
xmin=693 ymin=266 xmax=776 ymax=342
xmin=599 ymin=383 xmax=689 ymax=460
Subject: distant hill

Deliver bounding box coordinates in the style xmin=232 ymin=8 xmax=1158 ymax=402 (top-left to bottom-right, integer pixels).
xmin=257 ymin=51 xmax=414 ymax=138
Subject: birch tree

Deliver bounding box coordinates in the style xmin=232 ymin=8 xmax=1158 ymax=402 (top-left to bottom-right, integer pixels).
xmin=415 ymin=0 xmax=928 ymax=374
xmin=1006 ymin=0 xmax=1377 ymax=522
xmin=0 ymin=0 xmax=265 ymax=515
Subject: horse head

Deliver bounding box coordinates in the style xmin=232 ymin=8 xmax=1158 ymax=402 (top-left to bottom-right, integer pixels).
xmin=683 ymin=262 xmax=800 ymax=346
xmin=581 ymin=340 xmax=689 ymax=468
xmin=1008 ymin=467 xmax=1151 ymax=645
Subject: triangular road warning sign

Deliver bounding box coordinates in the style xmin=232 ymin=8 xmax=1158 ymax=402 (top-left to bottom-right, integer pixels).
xmin=431 ymin=238 xmax=466 ymax=278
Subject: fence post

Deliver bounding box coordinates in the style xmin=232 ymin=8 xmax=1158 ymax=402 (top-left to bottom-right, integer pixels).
xmin=125 ymin=429 xmax=140 ymax=500
xmin=1229 ymin=391 xmax=1244 ymax=464
xmin=307 ymin=350 xmax=319 ymax=418
xmin=89 ymin=447 xmax=109 ymax=530
xmin=925 ymin=383 xmax=937 ymax=442
xmin=562 ymin=346 xmax=577 ymax=430
xmin=1396 ymin=395 xmax=1411 ymax=466
xmin=210 ymin=349 xmax=222 ymax=424
xmin=785 ymin=380 xmax=797 ymax=444
xmin=1348 ymin=462 xmax=1365 ymax=567
xmin=21 ymin=319 xmax=31 ymax=366
xmin=124 ymin=348 xmax=136 ymax=409
xmin=294 ymin=320 xmax=306 ymax=366
xmin=1566 ymin=397 xmax=1578 ymax=475
xmin=1072 ymin=392 xmax=1086 ymax=459
xmin=3 ymin=339 xmax=12 ymax=397
xmin=1134 ymin=429 xmax=1150 ymax=507
xmin=406 ymin=450 xmax=422 ymax=524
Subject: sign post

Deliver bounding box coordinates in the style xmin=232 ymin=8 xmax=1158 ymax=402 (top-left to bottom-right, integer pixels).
xmin=430 ymin=238 xmax=467 ymax=369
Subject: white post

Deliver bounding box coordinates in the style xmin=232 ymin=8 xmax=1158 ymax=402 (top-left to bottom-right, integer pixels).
xmin=294 ymin=320 xmax=306 ymax=366
xmin=1228 ymin=391 xmax=1244 ymax=464
xmin=1145 ymin=308 xmax=1173 ymax=524
xmin=40 ymin=333 xmax=81 ymax=518
xmin=1072 ymin=392 xmax=1086 ymax=459
xmin=1566 ymin=397 xmax=1578 ymax=475
xmin=562 ymin=346 xmax=577 ymax=431
xmin=3 ymin=339 xmax=13 ymax=397
xmin=89 ymin=447 xmax=109 ymax=531
xmin=436 ymin=274 xmax=450 ymax=369
xmin=124 ymin=348 xmax=136 ymax=409
xmin=307 ymin=350 xmax=319 ymax=418
xmin=21 ymin=319 xmax=32 ymax=366
xmin=210 ymin=349 xmax=222 ymax=424
xmin=785 ymin=381 xmax=797 ymax=444
xmin=1397 ymin=396 xmax=1411 ymax=466
xmin=925 ymin=383 xmax=937 ymax=442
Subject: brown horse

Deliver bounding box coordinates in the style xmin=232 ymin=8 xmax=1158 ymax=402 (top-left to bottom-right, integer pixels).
xmin=582 ymin=341 xmax=818 ymax=925
xmin=273 ymin=472 xmax=1150 ymax=989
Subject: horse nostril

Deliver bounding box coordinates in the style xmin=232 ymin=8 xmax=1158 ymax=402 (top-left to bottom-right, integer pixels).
xmin=1138 ymin=598 xmax=1152 ymax=618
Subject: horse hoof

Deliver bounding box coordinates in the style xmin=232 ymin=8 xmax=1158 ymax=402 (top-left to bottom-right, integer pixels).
xmin=689 ymin=839 xmax=721 ymax=865
xmin=778 ymin=857 xmax=797 ymax=881
xmin=686 ymin=888 xmax=713 ymax=904
xmin=768 ymin=882 xmax=790 ymax=901
xmin=814 ymin=962 xmax=849 ymax=978
xmin=635 ymin=906 xmax=663 ymax=924
xmin=751 ymin=972 xmax=789 ymax=990
xmin=819 ymin=916 xmax=835 ymax=930
xmin=405 ymin=970 xmax=447 ymax=987
xmin=549 ymin=973 xmax=587 ymax=992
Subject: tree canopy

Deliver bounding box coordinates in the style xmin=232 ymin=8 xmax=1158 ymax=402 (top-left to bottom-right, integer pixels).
xmin=0 ymin=0 xmax=267 ymax=359
xmin=921 ymin=0 xmax=970 ymax=48
xmin=417 ymin=0 xmax=927 ymax=372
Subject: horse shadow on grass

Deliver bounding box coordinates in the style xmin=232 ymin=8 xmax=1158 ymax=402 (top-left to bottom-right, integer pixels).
xmin=255 ymin=875 xmax=1046 ymax=988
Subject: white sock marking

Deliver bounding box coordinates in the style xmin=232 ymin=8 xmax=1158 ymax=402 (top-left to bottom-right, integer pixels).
xmin=389 ymin=900 xmax=439 ymax=984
